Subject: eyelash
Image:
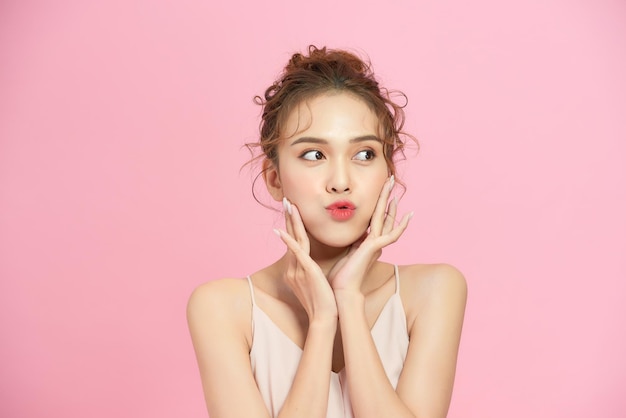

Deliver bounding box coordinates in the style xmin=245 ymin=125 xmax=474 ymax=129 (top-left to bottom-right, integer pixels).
xmin=354 ymin=149 xmax=376 ymax=161
xmin=300 ymin=150 xmax=325 ymax=161
xmin=299 ymin=149 xmax=377 ymax=162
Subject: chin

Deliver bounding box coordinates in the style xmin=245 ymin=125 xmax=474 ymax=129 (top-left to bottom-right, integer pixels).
xmin=307 ymin=226 xmax=368 ymax=250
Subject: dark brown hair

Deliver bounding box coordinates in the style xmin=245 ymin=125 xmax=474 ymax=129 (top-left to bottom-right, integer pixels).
xmin=247 ymin=45 xmax=416 ymax=201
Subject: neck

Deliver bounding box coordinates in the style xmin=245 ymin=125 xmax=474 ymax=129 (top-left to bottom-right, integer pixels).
xmin=275 ymin=235 xmax=351 ymax=278
xmin=305 ymin=232 xmax=354 ymax=277
xmin=309 ymin=246 xmax=350 ymax=277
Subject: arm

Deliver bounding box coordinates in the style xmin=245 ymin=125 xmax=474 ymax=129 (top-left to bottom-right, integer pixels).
xmin=396 ymin=265 xmax=467 ymax=418
xmin=279 ymin=317 xmax=337 ymax=417
xmin=337 ymin=264 xmax=467 ymax=418
xmin=187 ymin=280 xmax=270 ymax=418
xmin=336 ymin=289 xmax=414 ymax=417
xmin=326 ymin=178 xmax=466 ymax=416
xmin=187 ymin=279 xmax=338 ymax=418
xmin=273 ymin=201 xmax=340 ymax=417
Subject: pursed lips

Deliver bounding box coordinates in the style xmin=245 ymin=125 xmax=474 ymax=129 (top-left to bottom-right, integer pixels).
xmin=325 ymin=200 xmax=356 ymax=221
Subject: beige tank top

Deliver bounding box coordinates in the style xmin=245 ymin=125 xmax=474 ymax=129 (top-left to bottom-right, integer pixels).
xmin=246 ymin=265 xmax=409 ymax=417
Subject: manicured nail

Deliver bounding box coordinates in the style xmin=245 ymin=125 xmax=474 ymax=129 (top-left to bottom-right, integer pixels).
xmin=282 ymin=197 xmax=290 ymax=214
xmin=408 ymin=211 xmax=415 ymax=219
xmin=273 ymin=228 xmax=281 ymax=237
xmin=389 ymin=175 xmax=395 ymax=191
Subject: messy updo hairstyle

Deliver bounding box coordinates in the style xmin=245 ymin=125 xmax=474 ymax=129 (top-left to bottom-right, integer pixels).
xmin=247 ymin=45 xmax=416 ymax=197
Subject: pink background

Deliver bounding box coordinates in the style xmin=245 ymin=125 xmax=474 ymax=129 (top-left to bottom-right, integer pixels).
xmin=1 ymin=0 xmax=625 ymax=417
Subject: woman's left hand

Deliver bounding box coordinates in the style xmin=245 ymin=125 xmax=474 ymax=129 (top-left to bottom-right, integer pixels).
xmin=328 ymin=176 xmax=413 ymax=293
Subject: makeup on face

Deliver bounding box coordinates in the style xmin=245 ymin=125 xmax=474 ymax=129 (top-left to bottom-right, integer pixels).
xmin=325 ymin=200 xmax=356 ymax=221
xmin=273 ymin=93 xmax=389 ymax=247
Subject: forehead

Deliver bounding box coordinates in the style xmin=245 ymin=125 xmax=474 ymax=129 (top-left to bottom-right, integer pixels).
xmin=282 ymin=92 xmax=380 ymax=140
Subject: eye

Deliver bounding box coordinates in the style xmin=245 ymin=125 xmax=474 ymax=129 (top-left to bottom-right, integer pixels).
xmin=301 ymin=150 xmax=325 ymax=161
xmin=354 ymin=149 xmax=376 ymax=161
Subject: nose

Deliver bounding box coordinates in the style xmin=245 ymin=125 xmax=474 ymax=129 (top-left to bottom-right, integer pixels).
xmin=326 ymin=161 xmax=351 ymax=193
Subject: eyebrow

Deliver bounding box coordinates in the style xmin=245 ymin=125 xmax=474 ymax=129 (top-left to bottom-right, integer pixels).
xmin=290 ymin=135 xmax=381 ymax=146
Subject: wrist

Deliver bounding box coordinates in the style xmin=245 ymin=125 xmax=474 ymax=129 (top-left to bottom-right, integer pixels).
xmin=308 ymin=315 xmax=338 ymax=332
xmin=334 ymin=290 xmax=365 ymax=311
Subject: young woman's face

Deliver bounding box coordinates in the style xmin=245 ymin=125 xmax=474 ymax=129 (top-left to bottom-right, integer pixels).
xmin=271 ymin=92 xmax=390 ymax=248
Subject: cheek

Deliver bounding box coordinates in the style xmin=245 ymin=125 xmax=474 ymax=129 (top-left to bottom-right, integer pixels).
xmin=278 ymin=162 xmax=321 ymax=196
xmin=369 ymin=164 xmax=390 ymax=189
xmin=363 ymin=171 xmax=389 ymax=210
xmin=280 ymin=175 xmax=317 ymax=209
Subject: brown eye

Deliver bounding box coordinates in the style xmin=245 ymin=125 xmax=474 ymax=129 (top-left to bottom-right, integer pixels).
xmin=301 ymin=150 xmax=325 ymax=161
xmin=354 ymin=150 xmax=375 ymax=161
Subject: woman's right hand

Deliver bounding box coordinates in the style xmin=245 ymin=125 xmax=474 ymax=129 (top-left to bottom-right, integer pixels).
xmin=274 ymin=198 xmax=338 ymax=323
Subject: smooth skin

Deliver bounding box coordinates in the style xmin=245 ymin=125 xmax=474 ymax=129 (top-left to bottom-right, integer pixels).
xmin=187 ymin=92 xmax=467 ymax=418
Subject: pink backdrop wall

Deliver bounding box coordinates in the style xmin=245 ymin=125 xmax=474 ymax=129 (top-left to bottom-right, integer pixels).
xmin=1 ymin=0 xmax=624 ymax=417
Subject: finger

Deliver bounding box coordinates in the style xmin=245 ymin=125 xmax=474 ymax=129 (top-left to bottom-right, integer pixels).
xmin=274 ymin=228 xmax=315 ymax=269
xmin=283 ymin=197 xmax=295 ymax=238
xmin=344 ymin=232 xmax=367 ymax=258
xmin=370 ymin=175 xmax=394 ymax=235
xmin=290 ymin=204 xmax=310 ymax=254
xmin=283 ymin=198 xmax=299 ymax=242
xmin=382 ymin=196 xmax=398 ymax=234
xmin=285 ymin=246 xmax=297 ymax=284
xmin=378 ymin=210 xmax=414 ymax=247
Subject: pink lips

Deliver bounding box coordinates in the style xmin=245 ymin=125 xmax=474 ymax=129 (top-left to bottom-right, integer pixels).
xmin=326 ymin=200 xmax=356 ymax=221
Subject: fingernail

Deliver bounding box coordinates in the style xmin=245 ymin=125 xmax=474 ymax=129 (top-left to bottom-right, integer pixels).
xmin=273 ymin=228 xmax=281 ymax=236
xmin=286 ymin=200 xmax=293 ymax=215
xmin=282 ymin=197 xmax=289 ymax=214
xmin=408 ymin=211 xmax=415 ymax=219
xmin=389 ymin=175 xmax=395 ymax=191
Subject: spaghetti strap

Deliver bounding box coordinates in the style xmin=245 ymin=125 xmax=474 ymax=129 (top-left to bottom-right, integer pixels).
xmin=246 ymin=276 xmax=256 ymax=306
xmin=393 ymin=265 xmax=400 ymax=294
xmin=248 ymin=265 xmax=410 ymax=417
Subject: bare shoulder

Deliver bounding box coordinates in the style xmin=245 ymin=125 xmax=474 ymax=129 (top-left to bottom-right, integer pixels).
xmin=187 ymin=277 xmax=249 ymax=311
xmin=187 ymin=278 xmax=269 ymax=416
xmin=397 ymin=263 xmax=467 ymax=323
xmin=186 ymin=278 xmax=252 ymax=342
xmin=394 ymin=264 xmax=467 ymax=414
xmin=398 ymin=263 xmax=466 ymax=296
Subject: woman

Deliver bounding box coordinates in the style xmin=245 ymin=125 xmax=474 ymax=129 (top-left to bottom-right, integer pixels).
xmin=187 ymin=45 xmax=467 ymax=418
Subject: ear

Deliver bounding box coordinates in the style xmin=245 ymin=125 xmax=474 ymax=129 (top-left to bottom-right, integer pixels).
xmin=262 ymin=159 xmax=283 ymax=202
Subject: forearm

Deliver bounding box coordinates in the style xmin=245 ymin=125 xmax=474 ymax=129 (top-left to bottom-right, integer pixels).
xmin=278 ymin=318 xmax=336 ymax=418
xmin=336 ymin=291 xmax=416 ymax=418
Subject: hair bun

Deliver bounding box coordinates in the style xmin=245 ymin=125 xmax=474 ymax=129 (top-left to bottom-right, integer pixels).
xmin=246 ymin=45 xmax=416 ymax=194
